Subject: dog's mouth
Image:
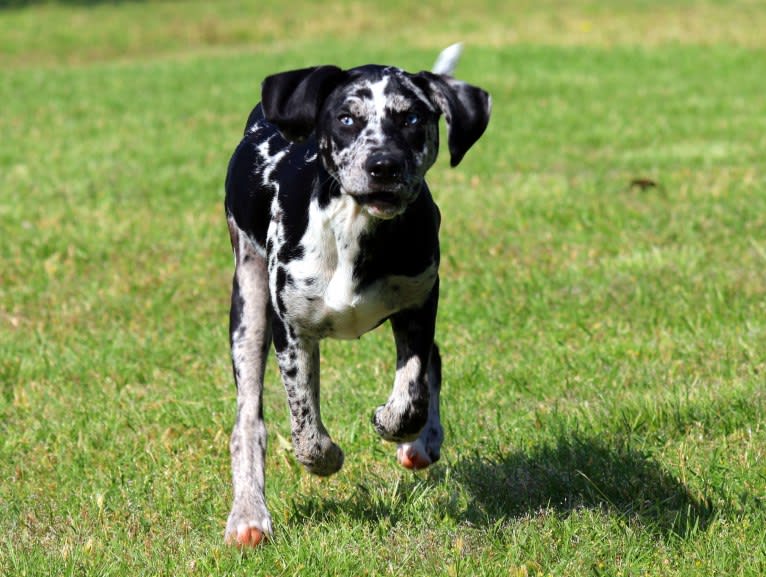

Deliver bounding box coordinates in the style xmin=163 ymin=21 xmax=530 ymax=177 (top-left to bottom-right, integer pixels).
xmin=354 ymin=191 xmax=406 ymax=219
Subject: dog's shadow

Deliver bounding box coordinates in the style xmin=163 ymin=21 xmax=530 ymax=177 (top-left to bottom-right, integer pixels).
xmin=443 ymin=434 xmax=715 ymax=538
xmin=291 ymin=434 xmax=715 ymax=539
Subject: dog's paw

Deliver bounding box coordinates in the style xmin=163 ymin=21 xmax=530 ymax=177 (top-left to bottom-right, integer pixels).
xmin=372 ymin=402 xmax=427 ymax=443
xmin=295 ymin=437 xmax=344 ymax=476
xmin=225 ymin=508 xmax=273 ymax=548
xmin=397 ymin=439 xmax=437 ymax=470
xmin=225 ymin=524 xmax=268 ymax=548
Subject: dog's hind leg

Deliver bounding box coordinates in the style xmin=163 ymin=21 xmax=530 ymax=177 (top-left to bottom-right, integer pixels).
xmin=225 ymin=218 xmax=273 ymax=547
xmin=396 ymin=343 xmax=443 ymax=469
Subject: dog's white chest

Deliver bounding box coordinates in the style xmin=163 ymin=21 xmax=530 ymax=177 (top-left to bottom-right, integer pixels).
xmin=276 ymin=196 xmax=436 ymax=339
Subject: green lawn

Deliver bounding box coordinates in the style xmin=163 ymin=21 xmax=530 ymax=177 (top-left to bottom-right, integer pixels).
xmin=2 ymin=1 xmax=765 ymax=575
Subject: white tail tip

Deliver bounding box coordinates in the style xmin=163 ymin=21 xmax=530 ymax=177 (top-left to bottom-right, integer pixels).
xmin=431 ymin=42 xmax=463 ymax=76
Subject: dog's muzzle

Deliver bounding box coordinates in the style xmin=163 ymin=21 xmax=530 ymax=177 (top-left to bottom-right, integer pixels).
xmin=366 ymin=152 xmax=403 ymax=183
xmin=354 ymin=152 xmax=418 ymax=219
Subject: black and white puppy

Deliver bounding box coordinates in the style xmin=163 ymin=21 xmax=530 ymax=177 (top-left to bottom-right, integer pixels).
xmin=223 ymin=45 xmax=491 ymax=546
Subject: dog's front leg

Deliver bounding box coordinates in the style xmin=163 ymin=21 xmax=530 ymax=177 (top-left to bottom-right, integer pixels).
xmin=273 ymin=320 xmax=344 ymax=476
xmin=396 ymin=343 xmax=443 ymax=470
xmin=373 ymin=283 xmax=439 ymax=446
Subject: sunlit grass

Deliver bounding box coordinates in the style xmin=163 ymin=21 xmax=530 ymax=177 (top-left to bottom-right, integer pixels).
xmin=2 ymin=1 xmax=766 ymax=575
xmin=3 ymin=0 xmax=766 ymax=68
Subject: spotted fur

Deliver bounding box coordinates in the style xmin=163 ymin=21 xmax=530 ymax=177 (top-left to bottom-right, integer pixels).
xmin=222 ymin=49 xmax=491 ymax=546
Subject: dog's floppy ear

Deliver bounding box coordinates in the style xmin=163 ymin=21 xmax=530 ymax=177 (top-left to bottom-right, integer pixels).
xmin=415 ymin=72 xmax=491 ymax=167
xmin=261 ymin=66 xmax=347 ymax=142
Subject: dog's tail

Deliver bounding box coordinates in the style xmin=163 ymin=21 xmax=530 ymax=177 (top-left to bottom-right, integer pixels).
xmin=431 ymin=43 xmax=463 ymax=76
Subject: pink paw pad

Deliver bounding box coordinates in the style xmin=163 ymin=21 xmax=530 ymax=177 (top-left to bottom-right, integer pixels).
xmin=226 ymin=526 xmax=267 ymax=548
xmin=397 ymin=441 xmax=433 ymax=470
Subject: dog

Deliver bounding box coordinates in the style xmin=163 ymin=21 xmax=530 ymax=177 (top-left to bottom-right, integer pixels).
xmin=223 ymin=44 xmax=491 ymax=546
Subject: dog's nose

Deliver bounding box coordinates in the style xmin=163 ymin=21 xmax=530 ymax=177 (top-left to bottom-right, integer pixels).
xmin=366 ymin=154 xmax=403 ymax=182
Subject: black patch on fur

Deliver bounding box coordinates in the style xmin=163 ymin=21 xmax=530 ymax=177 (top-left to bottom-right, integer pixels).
xmin=412 ymin=72 xmax=491 ymax=167
xmin=274 ymin=267 xmax=287 ymax=315
xmin=262 ymin=66 xmax=347 ymax=142
xmin=351 ymin=86 xmax=373 ymax=100
xmin=224 ymin=119 xmax=276 ymax=247
xmin=272 ymin=315 xmax=289 ymax=351
xmin=353 ymin=184 xmax=440 ymax=290
xmin=229 ymin=275 xmax=245 ymax=347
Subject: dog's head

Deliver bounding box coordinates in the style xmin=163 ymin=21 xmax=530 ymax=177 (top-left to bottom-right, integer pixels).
xmin=261 ymin=64 xmax=491 ymax=219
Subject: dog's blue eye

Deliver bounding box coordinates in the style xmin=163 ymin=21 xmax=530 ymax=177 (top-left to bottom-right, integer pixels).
xmin=404 ymin=113 xmax=420 ymax=127
xmin=339 ymin=114 xmax=355 ymax=126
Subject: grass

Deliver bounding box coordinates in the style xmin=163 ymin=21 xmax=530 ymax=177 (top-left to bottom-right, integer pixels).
xmin=1 ymin=0 xmax=765 ymax=575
